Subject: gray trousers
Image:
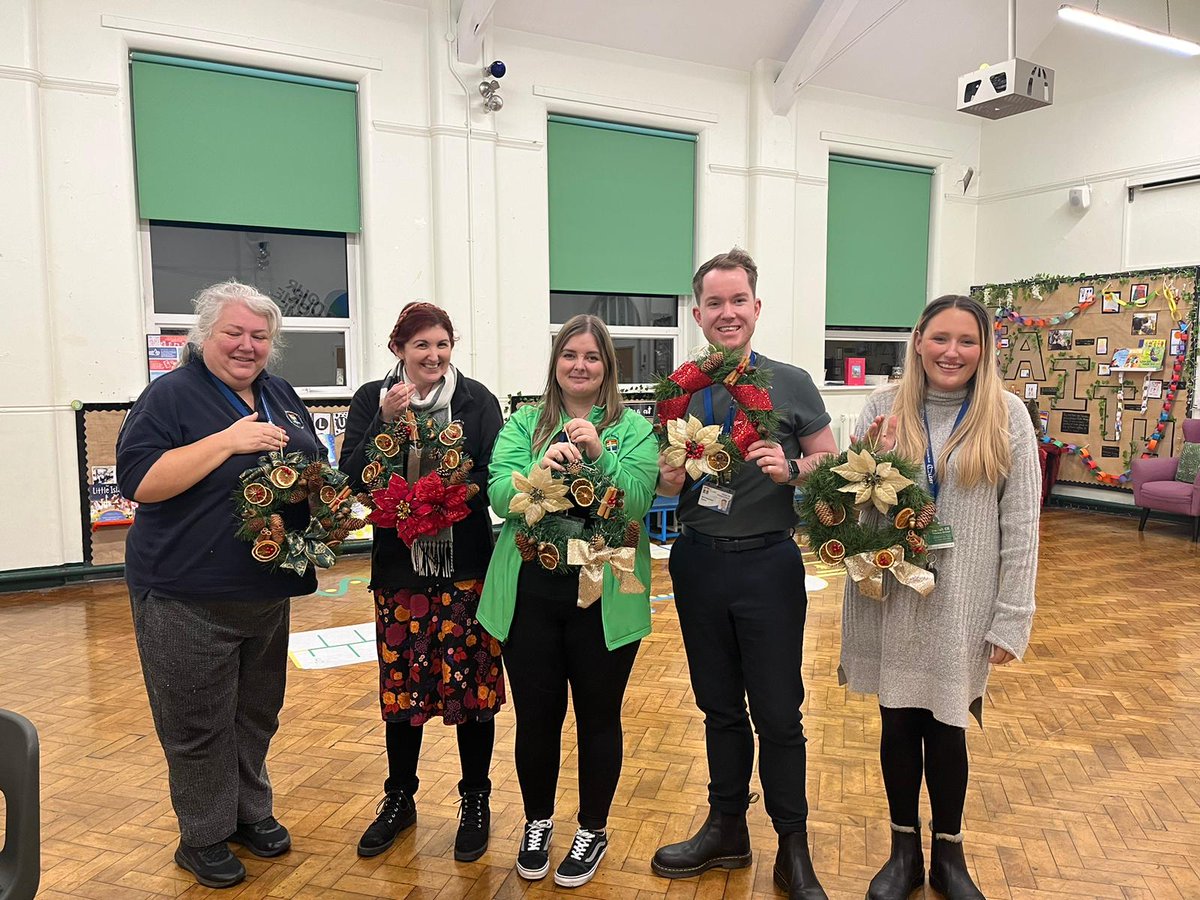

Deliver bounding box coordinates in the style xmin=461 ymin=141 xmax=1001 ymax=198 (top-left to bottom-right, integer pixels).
xmin=130 ymin=588 xmax=290 ymax=847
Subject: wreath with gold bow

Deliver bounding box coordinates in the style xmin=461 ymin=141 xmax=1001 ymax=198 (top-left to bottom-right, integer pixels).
xmin=234 ymin=451 xmax=372 ymax=575
xmin=360 ymin=410 xmax=479 ymax=545
xmin=797 ymin=443 xmax=938 ymax=599
xmin=508 ymin=461 xmax=644 ymax=607
xmin=654 ymin=345 xmax=779 ymax=482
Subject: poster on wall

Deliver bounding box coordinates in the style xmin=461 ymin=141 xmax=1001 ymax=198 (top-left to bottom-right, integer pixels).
xmin=147 ymin=334 xmax=189 ymax=381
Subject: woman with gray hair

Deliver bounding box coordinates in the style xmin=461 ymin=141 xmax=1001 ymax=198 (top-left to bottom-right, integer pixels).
xmin=117 ymin=280 xmax=322 ymax=889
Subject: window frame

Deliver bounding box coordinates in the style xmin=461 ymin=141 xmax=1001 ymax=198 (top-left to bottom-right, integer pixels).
xmin=138 ymin=221 xmax=361 ymax=397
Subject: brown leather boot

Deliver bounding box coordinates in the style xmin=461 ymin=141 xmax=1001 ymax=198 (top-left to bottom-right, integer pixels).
xmin=772 ymin=831 xmax=828 ymax=899
xmin=650 ymin=808 xmax=751 ymax=879
xmin=867 ymin=822 xmax=924 ymax=900
xmin=929 ymin=833 xmax=985 ymax=899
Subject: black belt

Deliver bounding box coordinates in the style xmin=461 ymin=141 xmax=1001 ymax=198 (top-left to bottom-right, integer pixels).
xmin=681 ymin=525 xmax=794 ymax=553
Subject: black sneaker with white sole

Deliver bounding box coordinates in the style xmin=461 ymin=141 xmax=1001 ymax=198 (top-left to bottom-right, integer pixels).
xmin=554 ymin=827 xmax=608 ymax=888
xmin=516 ymin=819 xmax=554 ymax=880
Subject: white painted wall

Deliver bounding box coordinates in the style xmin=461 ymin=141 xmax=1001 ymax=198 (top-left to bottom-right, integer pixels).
xmin=1 ymin=0 xmax=980 ymax=572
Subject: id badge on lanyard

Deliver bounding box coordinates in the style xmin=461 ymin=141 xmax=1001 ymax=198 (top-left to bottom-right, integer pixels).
xmin=691 ymin=352 xmax=756 ymax=515
xmin=921 ymin=399 xmax=969 ymax=549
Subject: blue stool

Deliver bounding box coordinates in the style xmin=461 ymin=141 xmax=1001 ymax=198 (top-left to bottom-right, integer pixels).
xmin=644 ymin=495 xmax=680 ymax=542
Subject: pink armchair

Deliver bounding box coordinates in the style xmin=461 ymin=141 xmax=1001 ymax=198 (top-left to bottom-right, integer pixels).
xmin=1132 ymin=419 xmax=1200 ymax=541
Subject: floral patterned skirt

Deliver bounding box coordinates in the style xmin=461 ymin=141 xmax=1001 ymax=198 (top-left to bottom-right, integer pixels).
xmin=375 ymin=578 xmax=506 ymax=726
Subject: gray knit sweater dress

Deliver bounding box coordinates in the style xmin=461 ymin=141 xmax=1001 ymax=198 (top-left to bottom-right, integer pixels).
xmin=839 ymin=385 xmax=1041 ymax=728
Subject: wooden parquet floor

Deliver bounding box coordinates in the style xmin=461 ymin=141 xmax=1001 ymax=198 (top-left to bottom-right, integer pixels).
xmin=3 ymin=508 xmax=1200 ymax=898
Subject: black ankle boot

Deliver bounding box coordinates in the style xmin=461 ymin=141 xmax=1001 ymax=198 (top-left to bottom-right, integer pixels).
xmin=356 ymin=790 xmax=416 ymax=858
xmin=772 ymin=832 xmax=828 ymax=900
xmin=929 ymin=834 xmax=985 ymax=899
xmin=454 ymin=789 xmax=490 ymax=862
xmin=650 ymin=808 xmax=751 ymax=878
xmin=867 ymin=823 xmax=924 ymax=900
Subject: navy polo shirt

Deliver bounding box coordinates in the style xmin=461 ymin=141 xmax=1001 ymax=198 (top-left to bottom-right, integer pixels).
xmin=117 ymin=355 xmax=324 ymax=600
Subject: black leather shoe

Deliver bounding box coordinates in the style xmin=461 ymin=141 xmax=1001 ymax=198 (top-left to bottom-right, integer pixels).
xmin=650 ymin=808 xmax=751 ymax=878
xmin=357 ymin=791 xmax=416 ymax=858
xmin=772 ymin=831 xmax=829 ymax=900
xmin=174 ymin=841 xmax=246 ymax=889
xmin=454 ymin=789 xmax=490 ymax=862
xmin=229 ymin=815 xmax=292 ymax=858
xmin=929 ymin=835 xmax=985 ymax=900
xmin=867 ymin=823 xmax=924 ymax=900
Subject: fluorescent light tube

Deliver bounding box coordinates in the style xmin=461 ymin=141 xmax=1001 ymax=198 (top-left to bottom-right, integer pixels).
xmin=1058 ymin=4 xmax=1200 ymax=56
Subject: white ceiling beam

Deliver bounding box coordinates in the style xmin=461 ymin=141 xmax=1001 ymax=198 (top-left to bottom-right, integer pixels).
xmin=456 ymin=0 xmax=498 ymax=64
xmin=772 ymin=0 xmax=862 ymax=114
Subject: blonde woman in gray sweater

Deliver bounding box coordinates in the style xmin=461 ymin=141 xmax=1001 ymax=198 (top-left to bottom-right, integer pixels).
xmin=841 ymin=294 xmax=1040 ymax=900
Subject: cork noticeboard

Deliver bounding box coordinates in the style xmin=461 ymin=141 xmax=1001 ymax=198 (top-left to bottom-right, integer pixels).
xmin=976 ymin=267 xmax=1197 ymax=489
xmin=78 ymin=401 xmax=352 ymax=566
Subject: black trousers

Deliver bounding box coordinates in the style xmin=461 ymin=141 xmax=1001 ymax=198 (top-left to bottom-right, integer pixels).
xmin=670 ymin=531 xmax=811 ymax=834
xmin=384 ymin=718 xmax=495 ymax=796
xmin=502 ymin=567 xmax=640 ymax=830
xmin=879 ymin=705 xmax=969 ymax=836
xmin=130 ymin=589 xmax=289 ymax=847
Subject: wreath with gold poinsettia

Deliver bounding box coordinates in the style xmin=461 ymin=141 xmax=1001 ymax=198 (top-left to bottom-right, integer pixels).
xmin=360 ymin=410 xmax=479 ymax=544
xmin=508 ymin=461 xmax=644 ymax=607
xmin=234 ymin=451 xmax=372 ymax=575
xmin=796 ymin=442 xmax=938 ymax=599
xmin=654 ymin=345 xmax=779 ymax=483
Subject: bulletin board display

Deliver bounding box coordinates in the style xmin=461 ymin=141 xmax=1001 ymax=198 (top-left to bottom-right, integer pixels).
xmin=972 ymin=266 xmax=1197 ymax=489
xmin=77 ymin=401 xmax=353 ymax=566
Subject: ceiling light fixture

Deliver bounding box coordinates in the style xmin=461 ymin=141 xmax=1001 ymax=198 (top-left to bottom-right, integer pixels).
xmin=1058 ymin=3 xmax=1200 ymax=56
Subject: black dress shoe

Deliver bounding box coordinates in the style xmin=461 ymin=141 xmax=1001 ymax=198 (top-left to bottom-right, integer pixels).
xmin=229 ymin=815 xmax=292 ymax=857
xmin=867 ymin=823 xmax=924 ymax=900
xmin=929 ymin=835 xmax=985 ymax=900
xmin=651 ymin=808 xmax=751 ymax=879
xmin=357 ymin=790 xmax=417 ymax=858
xmin=175 ymin=841 xmax=246 ymax=889
xmin=773 ymin=831 xmax=829 ymax=900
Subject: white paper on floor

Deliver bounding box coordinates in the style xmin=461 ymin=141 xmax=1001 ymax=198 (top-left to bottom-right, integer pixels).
xmin=289 ymin=622 xmax=375 ymax=669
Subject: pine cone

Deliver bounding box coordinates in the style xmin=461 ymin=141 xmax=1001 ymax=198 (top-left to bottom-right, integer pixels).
xmin=287 ymin=488 xmax=308 ymax=504
xmin=624 ymin=519 xmax=641 ymax=548
xmin=307 ymin=476 xmax=322 ymax=495
xmin=320 ymin=517 xmax=335 ymax=530
xmin=700 ymin=351 xmax=725 ymax=373
xmin=328 ymin=527 xmax=349 ymax=543
xmin=914 ymin=502 xmax=937 ymax=529
xmin=590 ymin=533 xmax=606 ymax=551
xmin=515 ymin=533 xmax=537 ymax=562
xmin=343 ymin=518 xmax=366 ymax=532
xmin=450 ymin=468 xmax=468 ymax=485
xmin=302 ymin=462 xmax=322 ymax=480
xmin=246 ymin=516 xmax=266 ymax=534
xmin=269 ymin=514 xmax=285 ymax=543
xmin=815 ymin=500 xmax=836 ymax=527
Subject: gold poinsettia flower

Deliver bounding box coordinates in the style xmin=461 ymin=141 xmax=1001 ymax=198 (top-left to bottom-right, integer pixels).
xmin=664 ymin=415 xmax=726 ymax=479
xmin=509 ymin=465 xmax=572 ymax=526
xmin=831 ymin=447 xmax=914 ymax=515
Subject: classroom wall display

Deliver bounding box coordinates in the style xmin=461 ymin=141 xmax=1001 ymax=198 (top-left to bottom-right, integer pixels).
xmin=76 ymin=400 xmax=353 ymax=566
xmin=972 ymin=267 xmax=1197 ymax=489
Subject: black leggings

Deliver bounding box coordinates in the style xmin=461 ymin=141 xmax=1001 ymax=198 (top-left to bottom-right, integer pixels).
xmin=879 ymin=706 xmax=968 ymax=836
xmin=502 ymin=567 xmax=640 ymax=830
xmin=384 ymin=718 xmax=495 ymax=795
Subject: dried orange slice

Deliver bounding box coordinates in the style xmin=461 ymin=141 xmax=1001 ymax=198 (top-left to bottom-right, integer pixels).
xmin=439 ymin=423 xmax=464 ymax=445
xmin=441 ymin=449 xmax=462 ymax=470
xmin=894 ymin=508 xmax=915 ymax=530
xmin=319 ymin=485 xmax=338 ymax=506
xmin=243 ymin=483 xmax=274 ymax=507
xmin=362 ymin=461 xmax=383 ymax=484
xmin=251 ymin=539 xmax=280 ymax=562
xmin=374 ymin=433 xmax=399 ymax=457
xmin=708 ymin=449 xmax=732 ymax=472
xmin=269 ymin=465 xmax=298 ymax=489
xmin=570 ymin=479 xmax=596 ymax=507
xmin=818 ymin=539 xmax=845 ymax=565
xmin=874 ymin=548 xmax=896 ymax=569
xmin=537 ymin=541 xmax=560 ymax=571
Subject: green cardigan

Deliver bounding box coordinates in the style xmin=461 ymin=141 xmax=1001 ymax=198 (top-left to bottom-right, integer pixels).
xmin=477 ymin=403 xmax=659 ymax=651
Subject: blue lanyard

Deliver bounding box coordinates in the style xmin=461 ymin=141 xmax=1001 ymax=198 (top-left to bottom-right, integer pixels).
xmin=921 ymin=399 xmax=969 ymax=501
xmin=208 ymin=371 xmax=273 ymax=424
xmin=701 ymin=351 xmax=756 ymax=430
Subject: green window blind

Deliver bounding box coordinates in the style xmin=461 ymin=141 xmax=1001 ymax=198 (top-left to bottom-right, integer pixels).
xmin=825 ymin=155 xmax=932 ymax=328
xmin=547 ymin=116 xmax=695 ymax=296
xmin=130 ymin=54 xmax=361 ymax=233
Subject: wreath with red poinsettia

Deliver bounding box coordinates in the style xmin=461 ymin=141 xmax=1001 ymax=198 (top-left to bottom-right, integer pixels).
xmin=653 ymin=345 xmax=779 ymax=482
xmin=361 ymin=410 xmax=479 ymax=545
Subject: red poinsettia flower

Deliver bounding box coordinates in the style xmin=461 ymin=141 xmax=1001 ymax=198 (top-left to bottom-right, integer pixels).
xmin=369 ymin=475 xmax=426 ymax=545
xmin=410 ymin=472 xmax=472 ymax=534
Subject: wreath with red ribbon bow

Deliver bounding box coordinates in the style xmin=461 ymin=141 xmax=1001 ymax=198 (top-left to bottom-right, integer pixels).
xmin=653 ymin=345 xmax=779 ymax=482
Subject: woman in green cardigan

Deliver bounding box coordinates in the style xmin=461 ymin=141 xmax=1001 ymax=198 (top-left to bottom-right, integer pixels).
xmin=478 ymin=314 xmax=658 ymax=889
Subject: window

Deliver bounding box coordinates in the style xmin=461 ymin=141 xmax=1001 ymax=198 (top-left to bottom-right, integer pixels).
xmin=143 ymin=222 xmax=355 ymax=391
xmin=824 ymin=329 xmax=909 ymax=384
xmin=550 ymin=292 xmax=684 ymax=386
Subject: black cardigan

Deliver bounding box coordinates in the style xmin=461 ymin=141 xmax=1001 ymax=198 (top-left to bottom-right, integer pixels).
xmin=339 ymin=373 xmax=504 ymax=592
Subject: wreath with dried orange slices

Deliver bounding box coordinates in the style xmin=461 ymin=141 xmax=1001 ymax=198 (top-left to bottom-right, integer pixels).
xmin=234 ymin=451 xmax=371 ymax=575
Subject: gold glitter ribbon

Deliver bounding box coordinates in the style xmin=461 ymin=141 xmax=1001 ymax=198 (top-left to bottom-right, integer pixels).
xmin=844 ymin=544 xmax=935 ymax=600
xmin=566 ymin=538 xmax=645 ymax=608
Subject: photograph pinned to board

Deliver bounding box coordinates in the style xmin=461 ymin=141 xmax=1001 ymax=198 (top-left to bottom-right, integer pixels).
xmin=1096 ymin=337 xmax=1108 ymax=356
xmin=1132 ymin=312 xmax=1158 ymax=335
xmin=1079 ymin=286 xmax=1094 ymax=306
xmin=1130 ymin=283 xmax=1150 ymax=306
xmin=1024 ymin=383 xmax=1039 ymax=400
xmin=1048 ymin=329 xmax=1073 ymax=350
xmin=1171 ymin=329 xmax=1187 ymax=356
xmin=1144 ymin=379 xmax=1163 ymax=399
xmin=999 ymin=338 xmax=1010 ymax=348
xmin=1102 ymin=291 xmax=1121 ymax=313
xmin=1097 ymin=363 xmax=1111 ymax=376
xmin=1019 ymin=366 xmax=1032 ymax=379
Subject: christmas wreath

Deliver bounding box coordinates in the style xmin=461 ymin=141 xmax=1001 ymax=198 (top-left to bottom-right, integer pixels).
xmin=654 ymin=345 xmax=779 ymax=482
xmin=797 ymin=442 xmax=938 ymax=599
xmin=234 ymin=451 xmax=371 ymax=575
xmin=361 ymin=410 xmax=479 ymax=544
xmin=508 ymin=461 xmax=644 ymax=607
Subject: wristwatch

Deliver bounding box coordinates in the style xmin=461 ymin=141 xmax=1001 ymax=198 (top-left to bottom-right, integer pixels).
xmin=786 ymin=458 xmax=800 ymax=482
